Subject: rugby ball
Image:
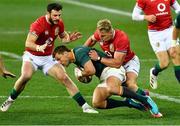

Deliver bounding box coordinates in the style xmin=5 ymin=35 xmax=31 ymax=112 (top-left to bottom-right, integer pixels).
xmin=74 ymin=67 xmax=92 ymax=84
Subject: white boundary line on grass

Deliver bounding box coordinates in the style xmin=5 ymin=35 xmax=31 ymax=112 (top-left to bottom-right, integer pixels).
xmin=60 ymin=0 xmax=132 ymax=17
xmin=0 ymin=93 xmax=180 ymax=104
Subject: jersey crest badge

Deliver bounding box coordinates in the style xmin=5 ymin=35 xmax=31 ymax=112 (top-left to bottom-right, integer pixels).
xmin=55 ymin=27 xmax=59 ymax=36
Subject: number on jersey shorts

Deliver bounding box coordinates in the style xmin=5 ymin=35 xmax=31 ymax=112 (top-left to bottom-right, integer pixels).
xmin=123 ymin=55 xmax=140 ymax=76
xmin=22 ymin=51 xmax=58 ymax=75
xmin=98 ymin=66 xmax=126 ymax=88
xmin=148 ymin=26 xmax=179 ymax=53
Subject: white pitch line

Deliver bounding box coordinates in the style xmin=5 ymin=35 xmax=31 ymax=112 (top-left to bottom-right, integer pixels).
xmin=0 ymin=94 xmax=180 ymax=104
xmin=60 ymin=0 xmax=132 ymax=17
xmin=0 ymin=51 xmax=22 ymax=60
xmin=150 ymin=92 xmax=180 ymax=104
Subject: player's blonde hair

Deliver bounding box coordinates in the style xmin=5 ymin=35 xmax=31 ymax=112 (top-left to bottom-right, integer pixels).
xmin=97 ymin=19 xmax=112 ymax=32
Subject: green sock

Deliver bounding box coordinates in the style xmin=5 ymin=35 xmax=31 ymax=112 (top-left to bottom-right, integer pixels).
xmin=136 ymin=88 xmax=145 ymax=96
xmin=10 ymin=88 xmax=20 ymax=100
xmin=72 ymin=92 xmax=86 ymax=106
xmin=174 ymin=65 xmax=180 ymax=83
xmin=153 ymin=63 xmax=167 ymax=76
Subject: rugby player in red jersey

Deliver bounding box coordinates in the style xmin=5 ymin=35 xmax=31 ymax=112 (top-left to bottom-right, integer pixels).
xmin=132 ymin=0 xmax=180 ymax=88
xmin=1 ymin=3 xmax=98 ymax=114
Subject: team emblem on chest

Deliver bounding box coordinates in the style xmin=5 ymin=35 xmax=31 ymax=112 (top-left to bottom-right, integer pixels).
xmin=55 ymin=27 xmax=59 ymax=36
xmin=109 ymin=43 xmax=114 ymax=52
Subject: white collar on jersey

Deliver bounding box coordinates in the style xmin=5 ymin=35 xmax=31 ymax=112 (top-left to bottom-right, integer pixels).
xmin=112 ymin=29 xmax=115 ymax=39
xmin=45 ymin=15 xmax=51 ymax=24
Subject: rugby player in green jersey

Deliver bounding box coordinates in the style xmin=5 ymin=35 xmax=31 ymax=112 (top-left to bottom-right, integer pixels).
xmin=53 ymin=45 xmax=162 ymax=118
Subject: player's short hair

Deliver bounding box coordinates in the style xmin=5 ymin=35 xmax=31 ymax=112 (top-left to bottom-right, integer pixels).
xmin=97 ymin=19 xmax=112 ymax=32
xmin=53 ymin=45 xmax=71 ymax=58
xmin=47 ymin=3 xmax=63 ymax=13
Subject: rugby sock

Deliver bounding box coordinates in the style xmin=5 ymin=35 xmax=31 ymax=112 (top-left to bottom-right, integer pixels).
xmin=72 ymin=92 xmax=86 ymax=106
xmin=10 ymin=88 xmax=21 ymax=100
xmin=174 ymin=65 xmax=180 ymax=83
xmin=152 ymin=63 xmax=166 ymax=76
xmin=106 ymin=98 xmax=130 ymax=109
xmin=136 ymin=88 xmax=146 ymax=96
xmin=121 ymin=86 xmax=147 ymax=103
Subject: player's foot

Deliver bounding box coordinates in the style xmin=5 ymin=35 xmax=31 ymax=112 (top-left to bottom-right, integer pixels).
xmin=151 ymin=112 xmax=163 ymax=118
xmin=1 ymin=97 xmax=14 ymax=112
xmin=150 ymin=68 xmax=158 ymax=89
xmin=82 ymin=103 xmax=99 ymax=114
xmin=146 ymin=96 xmax=162 ymax=117
xmin=126 ymin=98 xmax=146 ymax=111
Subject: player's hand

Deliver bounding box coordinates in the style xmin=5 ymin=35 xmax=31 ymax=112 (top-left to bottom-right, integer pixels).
xmin=89 ymin=50 xmax=99 ymax=61
xmin=74 ymin=67 xmax=83 ymax=78
xmin=36 ymin=43 xmax=47 ymax=53
xmin=144 ymin=15 xmax=156 ymax=23
xmin=69 ymin=31 xmax=82 ymax=41
xmin=2 ymin=70 xmax=16 ymax=79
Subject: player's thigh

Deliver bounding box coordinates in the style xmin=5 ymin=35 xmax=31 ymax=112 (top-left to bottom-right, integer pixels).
xmin=21 ymin=61 xmax=35 ymax=79
xmin=92 ymin=87 xmax=110 ymax=107
xmin=148 ymin=30 xmax=168 ymax=53
xmin=124 ymin=55 xmax=140 ymax=76
xmin=47 ymin=63 xmax=66 ymax=80
xmin=106 ymin=76 xmax=123 ymax=95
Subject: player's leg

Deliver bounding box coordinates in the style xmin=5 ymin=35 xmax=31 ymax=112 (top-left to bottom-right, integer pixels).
xmin=106 ymin=76 xmax=162 ymax=117
xmin=169 ymin=45 xmax=180 ymax=83
xmin=92 ymin=85 xmax=145 ymax=111
xmin=124 ymin=56 xmax=148 ymax=96
xmin=47 ymin=63 xmax=98 ymax=113
xmin=148 ymin=30 xmax=169 ymax=89
xmin=1 ymin=61 xmax=35 ymax=112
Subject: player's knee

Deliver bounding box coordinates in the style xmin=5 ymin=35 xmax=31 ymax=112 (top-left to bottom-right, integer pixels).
xmin=21 ymin=73 xmax=32 ymax=81
xmin=159 ymin=60 xmax=169 ymax=68
xmin=92 ymin=101 xmax=105 ymax=109
xmin=56 ymin=74 xmax=69 ymax=85
xmin=169 ymin=49 xmax=177 ymax=59
xmin=126 ymin=80 xmax=138 ymax=91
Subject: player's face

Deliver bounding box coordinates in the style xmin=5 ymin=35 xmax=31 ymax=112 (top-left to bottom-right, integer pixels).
xmin=49 ymin=10 xmax=62 ymax=25
xmin=54 ymin=53 xmax=70 ymax=67
xmin=98 ymin=30 xmax=113 ymax=42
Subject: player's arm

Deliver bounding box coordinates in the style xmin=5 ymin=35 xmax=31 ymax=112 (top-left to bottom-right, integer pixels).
xmin=89 ymin=50 xmax=126 ymax=68
xmin=60 ymin=31 xmax=82 ymax=44
xmin=0 ymin=55 xmax=16 ymax=78
xmin=82 ymin=60 xmax=96 ymax=76
xmin=171 ymin=0 xmax=180 ymax=14
xmin=25 ymin=33 xmax=47 ymax=53
xmin=83 ymin=35 xmax=97 ymax=47
xmin=132 ymin=3 xmax=156 ymax=23
xmin=99 ymin=51 xmax=126 ymax=68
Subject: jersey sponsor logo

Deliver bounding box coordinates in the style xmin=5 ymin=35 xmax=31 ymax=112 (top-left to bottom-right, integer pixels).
xmin=156 ymin=3 xmax=168 ymax=16
xmin=157 ymin=3 xmax=166 ymax=12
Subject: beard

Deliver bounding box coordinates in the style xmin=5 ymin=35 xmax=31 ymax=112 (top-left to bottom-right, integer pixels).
xmin=49 ymin=18 xmax=58 ymax=25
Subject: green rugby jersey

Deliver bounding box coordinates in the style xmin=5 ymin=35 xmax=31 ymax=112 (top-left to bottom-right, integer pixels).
xmin=73 ymin=46 xmax=107 ymax=78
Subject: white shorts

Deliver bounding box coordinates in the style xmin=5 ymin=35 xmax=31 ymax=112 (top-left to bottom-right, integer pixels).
xmin=97 ymin=66 xmax=126 ymax=88
xmin=148 ymin=26 xmax=179 ymax=53
xmin=123 ymin=55 xmax=140 ymax=76
xmin=22 ymin=51 xmax=58 ymax=75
